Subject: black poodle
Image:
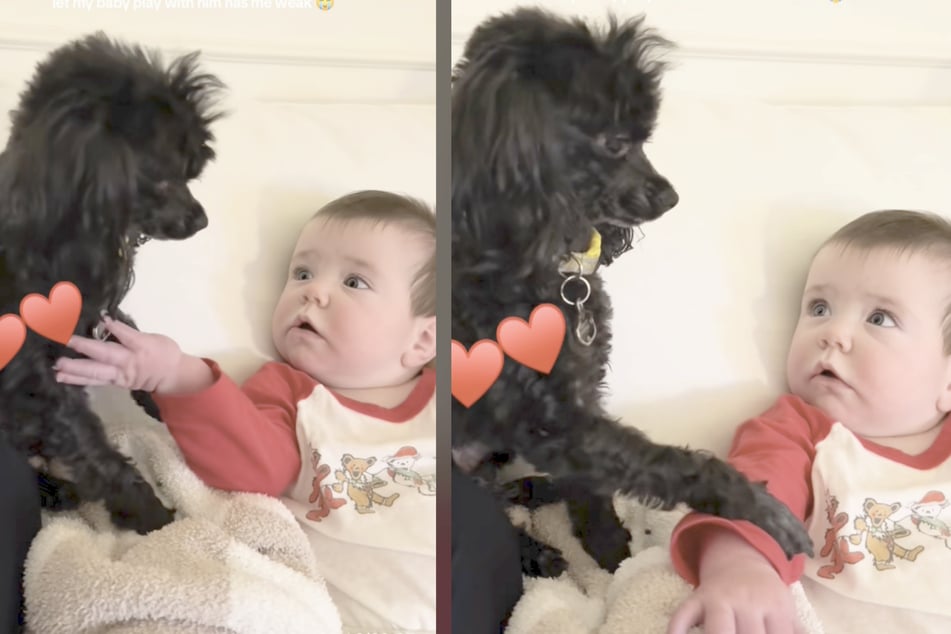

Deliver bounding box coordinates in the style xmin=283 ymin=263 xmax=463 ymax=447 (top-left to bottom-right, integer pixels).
xmin=451 ymin=8 xmax=813 ymax=576
xmin=0 ymin=33 xmax=224 ymax=534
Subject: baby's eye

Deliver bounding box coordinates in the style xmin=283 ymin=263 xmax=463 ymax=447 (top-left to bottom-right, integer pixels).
xmin=868 ymin=310 xmax=897 ymax=328
xmin=343 ymin=275 xmax=369 ymax=290
xmin=293 ymin=267 xmax=312 ymax=281
xmin=808 ymin=300 xmax=830 ymax=317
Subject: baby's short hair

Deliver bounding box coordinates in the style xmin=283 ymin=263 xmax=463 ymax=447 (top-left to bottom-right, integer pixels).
xmin=822 ymin=209 xmax=951 ymax=353
xmin=313 ymin=190 xmax=436 ymax=316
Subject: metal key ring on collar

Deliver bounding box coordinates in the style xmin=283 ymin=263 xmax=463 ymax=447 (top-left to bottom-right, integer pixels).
xmin=560 ymin=274 xmax=591 ymax=305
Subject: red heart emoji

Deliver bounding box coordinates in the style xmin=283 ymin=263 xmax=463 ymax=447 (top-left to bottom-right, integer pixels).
xmin=0 ymin=314 xmax=26 ymax=371
xmin=497 ymin=303 xmax=566 ymax=374
xmin=20 ymin=281 xmax=83 ymax=345
xmin=451 ymin=339 xmax=504 ymax=408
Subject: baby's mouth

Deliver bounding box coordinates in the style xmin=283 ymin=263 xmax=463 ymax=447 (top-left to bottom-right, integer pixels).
xmin=814 ymin=365 xmax=850 ymax=389
xmin=293 ymin=316 xmax=322 ymax=338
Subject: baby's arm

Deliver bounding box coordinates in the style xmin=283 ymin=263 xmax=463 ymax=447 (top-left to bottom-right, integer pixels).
xmin=668 ymin=396 xmax=826 ymax=634
xmin=153 ymin=361 xmax=305 ymax=496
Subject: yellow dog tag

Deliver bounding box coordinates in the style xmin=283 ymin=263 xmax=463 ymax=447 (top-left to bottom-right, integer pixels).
xmin=558 ymin=229 xmax=601 ymax=275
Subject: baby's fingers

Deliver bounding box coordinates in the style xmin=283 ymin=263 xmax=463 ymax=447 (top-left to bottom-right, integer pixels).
xmin=53 ymin=357 xmax=123 ymax=386
xmin=101 ymin=315 xmax=146 ymax=348
xmin=65 ymin=333 xmax=132 ymax=365
xmin=54 ymin=369 xmax=114 ymax=387
xmin=668 ymin=600 xmax=705 ymax=634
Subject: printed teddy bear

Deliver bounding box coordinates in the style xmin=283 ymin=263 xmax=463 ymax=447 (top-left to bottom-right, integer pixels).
xmin=849 ymin=497 xmax=924 ymax=570
xmin=332 ymin=454 xmax=399 ymax=514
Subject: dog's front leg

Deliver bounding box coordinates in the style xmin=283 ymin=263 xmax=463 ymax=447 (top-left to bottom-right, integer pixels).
xmin=561 ymin=478 xmax=632 ymax=572
xmin=39 ymin=386 xmax=175 ymax=533
xmin=519 ymin=416 xmax=814 ymax=560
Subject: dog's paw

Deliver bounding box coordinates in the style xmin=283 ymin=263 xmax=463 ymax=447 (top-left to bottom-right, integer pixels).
xmin=580 ymin=523 xmax=632 ymax=573
xmin=519 ymin=533 xmax=568 ymax=578
xmin=109 ymin=500 xmax=176 ymax=535
xmin=744 ymin=485 xmax=814 ymax=560
xmin=499 ymin=475 xmax=563 ymax=509
xmin=107 ymin=479 xmax=176 ymax=534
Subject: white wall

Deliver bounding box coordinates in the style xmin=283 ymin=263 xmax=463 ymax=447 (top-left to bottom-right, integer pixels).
xmin=452 ymin=0 xmax=951 ymax=105
xmin=0 ymin=0 xmax=435 ymax=104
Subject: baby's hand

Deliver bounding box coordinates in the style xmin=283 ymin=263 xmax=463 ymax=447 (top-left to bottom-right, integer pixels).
xmin=54 ymin=316 xmax=184 ymax=393
xmin=668 ymin=531 xmax=803 ymax=634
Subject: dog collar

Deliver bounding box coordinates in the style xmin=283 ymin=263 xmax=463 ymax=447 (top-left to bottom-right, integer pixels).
xmin=558 ymin=229 xmax=601 ymax=275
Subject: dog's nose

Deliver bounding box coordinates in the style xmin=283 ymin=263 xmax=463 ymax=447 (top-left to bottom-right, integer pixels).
xmin=190 ymin=211 xmax=208 ymax=233
xmin=654 ymin=187 xmax=679 ymax=213
xmin=651 ymin=185 xmax=680 ymax=218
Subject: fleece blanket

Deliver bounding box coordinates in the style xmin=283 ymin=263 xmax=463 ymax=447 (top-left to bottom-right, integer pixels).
xmin=503 ymin=499 xmax=825 ymax=634
xmin=22 ymin=400 xmax=342 ymax=634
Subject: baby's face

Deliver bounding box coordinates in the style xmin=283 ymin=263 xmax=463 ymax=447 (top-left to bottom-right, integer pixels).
xmin=785 ymin=245 xmax=951 ymax=438
xmin=271 ymin=216 xmax=433 ymax=389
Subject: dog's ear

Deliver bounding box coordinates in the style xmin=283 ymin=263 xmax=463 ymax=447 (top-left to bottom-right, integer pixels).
xmin=452 ymin=41 xmax=567 ymax=204
xmin=451 ymin=10 xmax=602 ymax=271
xmin=451 ymin=36 xmax=578 ymax=268
xmin=1 ymin=111 xmax=136 ymax=249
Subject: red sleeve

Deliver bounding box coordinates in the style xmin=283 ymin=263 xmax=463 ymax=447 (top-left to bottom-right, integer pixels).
xmin=670 ymin=395 xmax=832 ymax=585
xmin=151 ymin=359 xmax=318 ymax=497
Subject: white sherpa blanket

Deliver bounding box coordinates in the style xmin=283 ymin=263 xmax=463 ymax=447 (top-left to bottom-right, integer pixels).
xmin=504 ymin=499 xmax=825 ymax=634
xmin=22 ymin=406 xmax=342 ymax=634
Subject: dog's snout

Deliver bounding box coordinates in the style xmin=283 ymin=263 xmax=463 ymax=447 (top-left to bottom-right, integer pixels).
xmin=654 ymin=185 xmax=679 ymax=213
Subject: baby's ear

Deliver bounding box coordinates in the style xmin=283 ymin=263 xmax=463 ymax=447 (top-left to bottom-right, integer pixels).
xmin=403 ymin=315 xmax=436 ymax=369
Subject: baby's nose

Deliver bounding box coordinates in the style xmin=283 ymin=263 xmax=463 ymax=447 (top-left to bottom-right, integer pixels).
xmin=819 ymin=320 xmax=851 ymax=350
xmin=301 ymin=280 xmax=331 ymax=306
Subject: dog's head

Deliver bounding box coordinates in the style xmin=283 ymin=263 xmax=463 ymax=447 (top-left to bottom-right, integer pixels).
xmin=452 ymin=8 xmax=678 ymax=272
xmin=1 ymin=32 xmax=225 ymax=251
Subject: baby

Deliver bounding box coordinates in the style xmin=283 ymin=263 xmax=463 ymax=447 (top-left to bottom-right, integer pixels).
xmin=668 ymin=209 xmax=951 ymax=633
xmin=55 ymin=189 xmax=438 ymax=634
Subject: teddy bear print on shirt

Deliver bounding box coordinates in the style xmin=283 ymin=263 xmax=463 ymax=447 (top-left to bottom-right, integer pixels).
xmin=332 ymin=453 xmax=400 ymax=514
xmin=849 ymin=497 xmax=925 ymax=570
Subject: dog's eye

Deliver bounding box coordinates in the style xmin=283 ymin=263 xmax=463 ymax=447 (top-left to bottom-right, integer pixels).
xmin=596 ymin=134 xmax=632 ymax=158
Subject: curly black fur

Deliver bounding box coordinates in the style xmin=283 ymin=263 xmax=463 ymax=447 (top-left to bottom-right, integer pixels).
xmin=451 ymin=8 xmax=813 ymax=576
xmin=0 ymin=33 xmax=225 ymax=534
